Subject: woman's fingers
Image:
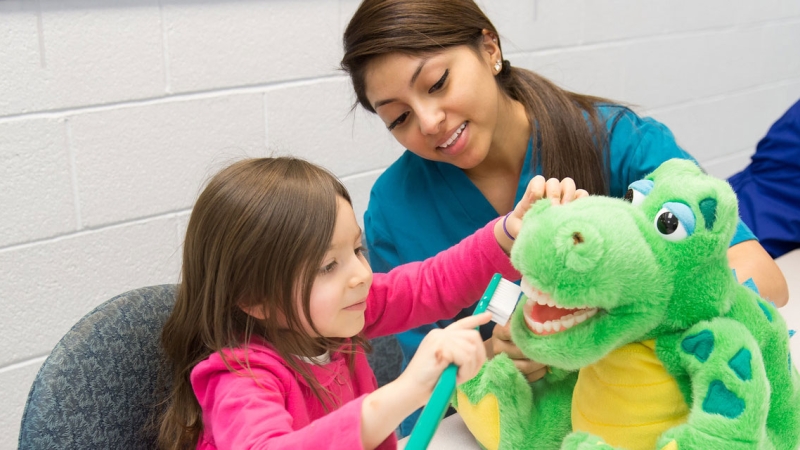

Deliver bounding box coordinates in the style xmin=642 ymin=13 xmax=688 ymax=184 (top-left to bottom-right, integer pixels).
xmin=515 ymin=362 xmax=548 ymax=382
xmin=492 ymin=336 xmax=526 ymax=359
xmin=490 ymin=321 xmax=549 ymax=382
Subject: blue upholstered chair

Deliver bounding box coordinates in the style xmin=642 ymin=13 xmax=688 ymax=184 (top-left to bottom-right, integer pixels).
xmin=18 ymin=284 xmax=176 ymax=450
xmin=367 ymin=335 xmax=404 ymax=387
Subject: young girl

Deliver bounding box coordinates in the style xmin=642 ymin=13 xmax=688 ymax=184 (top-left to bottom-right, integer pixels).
xmin=158 ymin=157 xmax=580 ymax=449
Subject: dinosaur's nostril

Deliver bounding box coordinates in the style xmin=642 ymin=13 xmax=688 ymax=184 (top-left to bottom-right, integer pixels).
xmin=572 ymin=232 xmax=584 ymax=245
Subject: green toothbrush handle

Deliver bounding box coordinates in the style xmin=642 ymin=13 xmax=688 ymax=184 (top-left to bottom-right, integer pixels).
xmin=404 ymin=273 xmax=502 ymax=450
xmin=403 ymin=364 xmax=458 ymax=450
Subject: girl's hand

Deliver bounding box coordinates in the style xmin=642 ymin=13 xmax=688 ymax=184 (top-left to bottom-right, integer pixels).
xmin=400 ymin=312 xmax=492 ymax=404
xmin=496 ymin=176 xmax=588 ymax=251
xmin=360 ymin=313 xmax=491 ymax=449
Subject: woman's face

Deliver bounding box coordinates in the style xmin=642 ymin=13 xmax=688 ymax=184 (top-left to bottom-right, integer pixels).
xmin=363 ymin=39 xmax=503 ymax=170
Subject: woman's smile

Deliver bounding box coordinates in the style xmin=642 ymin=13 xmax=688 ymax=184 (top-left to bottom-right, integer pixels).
xmin=436 ymin=121 xmax=469 ymax=156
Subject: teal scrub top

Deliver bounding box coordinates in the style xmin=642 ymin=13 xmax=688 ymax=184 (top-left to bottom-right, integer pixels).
xmin=364 ymin=105 xmax=754 ymax=363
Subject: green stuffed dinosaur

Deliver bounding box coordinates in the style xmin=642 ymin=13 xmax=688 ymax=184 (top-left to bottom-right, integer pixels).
xmin=455 ymin=158 xmax=800 ymax=450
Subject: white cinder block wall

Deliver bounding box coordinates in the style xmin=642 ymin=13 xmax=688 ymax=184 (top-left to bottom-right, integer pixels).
xmin=1 ymin=0 xmax=799 ymax=446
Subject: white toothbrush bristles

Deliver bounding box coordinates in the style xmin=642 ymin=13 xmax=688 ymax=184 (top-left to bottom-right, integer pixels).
xmin=487 ymin=278 xmax=522 ymax=326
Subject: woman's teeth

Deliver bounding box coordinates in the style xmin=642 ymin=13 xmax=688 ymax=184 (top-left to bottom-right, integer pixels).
xmin=439 ymin=122 xmax=466 ymax=149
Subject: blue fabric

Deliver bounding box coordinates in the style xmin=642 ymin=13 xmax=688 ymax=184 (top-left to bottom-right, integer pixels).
xmin=728 ymin=99 xmax=800 ymax=258
xmin=18 ymin=285 xmax=176 ymax=450
xmin=364 ymin=105 xmax=754 ymax=435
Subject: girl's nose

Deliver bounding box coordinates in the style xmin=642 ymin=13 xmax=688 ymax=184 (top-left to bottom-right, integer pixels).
xmin=350 ymin=258 xmax=373 ymax=288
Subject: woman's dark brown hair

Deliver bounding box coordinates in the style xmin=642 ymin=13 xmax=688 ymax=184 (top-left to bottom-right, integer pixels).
xmin=341 ymin=0 xmax=613 ymax=195
xmin=158 ymin=157 xmax=368 ymax=449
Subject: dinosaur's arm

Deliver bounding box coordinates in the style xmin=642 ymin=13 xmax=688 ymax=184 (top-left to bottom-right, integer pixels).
xmin=455 ymin=354 xmax=576 ymax=450
xmin=654 ymin=318 xmax=773 ymax=449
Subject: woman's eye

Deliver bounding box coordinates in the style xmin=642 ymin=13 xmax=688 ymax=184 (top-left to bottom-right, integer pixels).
xmin=319 ymin=261 xmax=337 ymax=274
xmin=428 ymin=69 xmax=449 ymax=94
xmin=388 ymin=112 xmax=409 ymax=131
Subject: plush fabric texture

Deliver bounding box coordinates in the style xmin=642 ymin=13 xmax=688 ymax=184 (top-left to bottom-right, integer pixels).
xmin=455 ymin=159 xmax=800 ymax=449
xmin=18 ymin=285 xmax=176 ymax=450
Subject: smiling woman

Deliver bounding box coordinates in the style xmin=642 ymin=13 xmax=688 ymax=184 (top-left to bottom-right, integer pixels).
xmin=340 ymin=0 xmax=788 ymax=437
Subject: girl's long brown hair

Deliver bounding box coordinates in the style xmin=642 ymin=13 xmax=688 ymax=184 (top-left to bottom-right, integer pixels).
xmin=341 ymin=0 xmax=614 ymax=195
xmin=158 ymin=157 xmax=369 ymax=449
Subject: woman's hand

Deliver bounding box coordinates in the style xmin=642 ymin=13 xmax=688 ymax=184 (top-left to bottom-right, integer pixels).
xmin=485 ymin=322 xmax=548 ymax=382
xmin=496 ymin=176 xmax=588 ymax=252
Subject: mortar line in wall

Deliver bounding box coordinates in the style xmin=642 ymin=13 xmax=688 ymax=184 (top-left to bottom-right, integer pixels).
xmin=157 ymin=0 xmax=173 ymax=95
xmin=0 ymin=73 xmax=346 ymax=124
xmin=34 ymin=0 xmax=46 ymax=69
xmin=0 ymin=354 xmax=48 ymax=374
xmin=509 ymin=16 xmax=800 ymax=57
xmin=268 ymin=92 xmax=269 ymax=149
xmin=340 ymin=167 xmax=387 ymax=182
xmin=642 ymin=77 xmax=800 ymax=116
xmin=65 ymin=119 xmax=83 ymax=231
xmin=0 ymin=209 xmax=192 ymax=255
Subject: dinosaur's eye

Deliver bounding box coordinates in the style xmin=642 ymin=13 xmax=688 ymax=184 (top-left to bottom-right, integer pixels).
xmin=624 ymin=188 xmax=646 ymax=206
xmin=624 ymin=180 xmax=654 ymax=207
xmin=654 ymin=202 xmax=696 ymax=241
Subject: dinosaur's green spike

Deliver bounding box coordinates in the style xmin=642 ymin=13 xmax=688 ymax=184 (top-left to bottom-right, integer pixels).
xmin=699 ymin=197 xmax=718 ymax=230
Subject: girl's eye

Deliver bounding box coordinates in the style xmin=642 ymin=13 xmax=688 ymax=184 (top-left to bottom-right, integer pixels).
xmin=428 ymin=69 xmax=449 ymax=94
xmin=388 ymin=112 xmax=409 ymax=131
xmin=319 ymin=260 xmax=337 ymax=274
xmin=355 ymin=246 xmax=367 ymax=257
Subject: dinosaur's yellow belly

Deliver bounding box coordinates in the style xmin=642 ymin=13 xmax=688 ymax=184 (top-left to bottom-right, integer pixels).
xmin=572 ymin=340 xmax=689 ymax=450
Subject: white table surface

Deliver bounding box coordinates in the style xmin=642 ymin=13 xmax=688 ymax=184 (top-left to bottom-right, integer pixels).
xmin=397 ymin=413 xmax=480 ymax=450
xmin=775 ymin=249 xmax=800 ymax=361
xmin=396 ymin=249 xmax=800 ymax=449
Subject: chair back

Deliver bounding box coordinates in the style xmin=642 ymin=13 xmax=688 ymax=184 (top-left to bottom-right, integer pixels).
xmin=18 ymin=284 xmax=177 ymax=449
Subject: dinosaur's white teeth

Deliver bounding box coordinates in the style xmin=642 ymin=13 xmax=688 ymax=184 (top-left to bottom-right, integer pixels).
xmin=521 ymin=276 xmax=588 ymax=310
xmin=524 ymin=307 xmax=599 ymax=336
xmin=520 ymin=276 xmax=600 ymax=335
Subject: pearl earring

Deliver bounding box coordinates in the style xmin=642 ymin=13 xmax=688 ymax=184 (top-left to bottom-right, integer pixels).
xmin=494 ymin=59 xmax=502 ymax=72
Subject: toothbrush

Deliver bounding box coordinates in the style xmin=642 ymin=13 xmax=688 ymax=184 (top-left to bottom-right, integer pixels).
xmin=404 ymin=273 xmax=522 ymax=450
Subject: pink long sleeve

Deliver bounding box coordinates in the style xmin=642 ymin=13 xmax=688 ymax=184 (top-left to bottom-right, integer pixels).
xmin=192 ymin=344 xmax=389 ymax=450
xmin=363 ymin=219 xmax=519 ymax=338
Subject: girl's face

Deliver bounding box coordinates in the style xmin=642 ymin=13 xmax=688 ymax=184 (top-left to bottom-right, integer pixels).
xmin=363 ymin=38 xmax=502 ymax=170
xmin=307 ymin=196 xmax=373 ymax=338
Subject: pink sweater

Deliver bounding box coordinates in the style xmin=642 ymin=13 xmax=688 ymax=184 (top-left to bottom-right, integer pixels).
xmin=191 ymin=220 xmax=519 ymax=449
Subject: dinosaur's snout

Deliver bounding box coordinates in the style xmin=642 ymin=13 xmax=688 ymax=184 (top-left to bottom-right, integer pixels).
xmin=557 ymin=222 xmax=604 ymax=273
